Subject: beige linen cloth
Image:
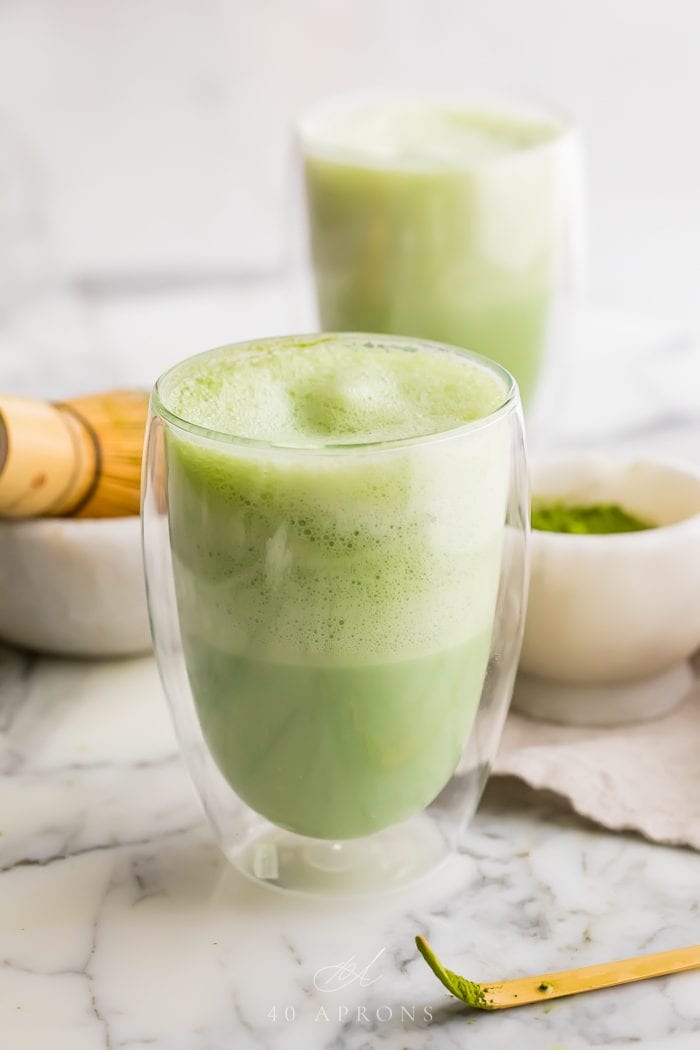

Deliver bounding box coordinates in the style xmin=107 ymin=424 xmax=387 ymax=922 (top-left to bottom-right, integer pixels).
xmin=493 ymin=676 xmax=700 ymax=850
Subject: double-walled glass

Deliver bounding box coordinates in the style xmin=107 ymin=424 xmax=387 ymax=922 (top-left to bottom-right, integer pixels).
xmin=297 ymin=94 xmax=584 ymax=430
xmin=142 ymin=334 xmax=529 ymax=894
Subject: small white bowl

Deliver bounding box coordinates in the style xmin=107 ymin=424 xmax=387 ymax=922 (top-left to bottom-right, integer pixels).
xmin=515 ymin=453 xmax=700 ymax=725
xmin=0 ymin=516 xmax=151 ymax=657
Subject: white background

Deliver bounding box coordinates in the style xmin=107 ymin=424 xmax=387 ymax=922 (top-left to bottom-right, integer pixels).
xmin=1 ymin=0 xmax=699 ymax=330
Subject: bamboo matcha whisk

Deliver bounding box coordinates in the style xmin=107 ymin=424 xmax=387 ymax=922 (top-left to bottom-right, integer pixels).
xmin=0 ymin=390 xmax=149 ymax=519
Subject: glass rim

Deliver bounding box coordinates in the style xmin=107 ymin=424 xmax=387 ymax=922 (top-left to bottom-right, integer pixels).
xmin=152 ymin=333 xmax=519 ymax=456
xmin=296 ymin=90 xmax=578 ymax=171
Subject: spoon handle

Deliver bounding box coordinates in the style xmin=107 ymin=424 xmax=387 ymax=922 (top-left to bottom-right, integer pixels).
xmin=486 ymin=944 xmax=700 ymax=1009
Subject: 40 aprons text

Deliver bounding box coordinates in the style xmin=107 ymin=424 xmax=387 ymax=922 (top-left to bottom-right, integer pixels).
xmin=266 ymin=1004 xmax=434 ymax=1024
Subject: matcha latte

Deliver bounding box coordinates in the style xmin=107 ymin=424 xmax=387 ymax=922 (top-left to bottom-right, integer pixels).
xmin=300 ymin=97 xmax=581 ymax=406
xmin=158 ymin=335 xmax=513 ymax=841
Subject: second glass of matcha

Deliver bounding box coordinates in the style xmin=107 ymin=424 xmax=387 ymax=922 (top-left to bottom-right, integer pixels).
xmin=143 ymin=333 xmax=528 ymax=894
xmin=298 ymin=94 xmax=583 ymax=417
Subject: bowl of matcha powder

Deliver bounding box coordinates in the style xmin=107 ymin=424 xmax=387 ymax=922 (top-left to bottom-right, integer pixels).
xmin=514 ymin=453 xmax=700 ymax=726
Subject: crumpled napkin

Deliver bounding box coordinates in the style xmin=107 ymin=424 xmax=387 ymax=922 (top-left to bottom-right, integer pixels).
xmin=493 ymin=673 xmax=700 ymax=850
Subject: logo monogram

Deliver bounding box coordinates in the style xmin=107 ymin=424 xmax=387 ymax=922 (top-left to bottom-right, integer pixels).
xmin=313 ymin=948 xmax=386 ymax=992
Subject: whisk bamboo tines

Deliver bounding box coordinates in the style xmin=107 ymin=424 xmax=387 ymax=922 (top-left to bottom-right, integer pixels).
xmin=0 ymin=390 xmax=149 ymax=519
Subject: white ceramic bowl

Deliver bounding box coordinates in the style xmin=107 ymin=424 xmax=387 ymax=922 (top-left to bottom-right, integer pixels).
xmin=0 ymin=516 xmax=151 ymax=657
xmin=515 ymin=453 xmax=700 ymax=725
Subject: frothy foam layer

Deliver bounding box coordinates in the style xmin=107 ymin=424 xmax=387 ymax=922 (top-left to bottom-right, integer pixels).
xmin=301 ymin=99 xmax=562 ymax=167
xmin=164 ymin=337 xmax=510 ymax=663
xmin=161 ymin=336 xmax=507 ymax=446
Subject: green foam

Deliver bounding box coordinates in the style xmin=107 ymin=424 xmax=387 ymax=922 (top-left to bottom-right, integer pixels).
xmin=305 ymin=99 xmax=561 ymax=167
xmin=160 ymin=335 xmax=507 ymax=447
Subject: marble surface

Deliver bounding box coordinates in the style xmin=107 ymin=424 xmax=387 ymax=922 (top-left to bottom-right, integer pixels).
xmin=1 ymin=283 xmax=700 ymax=1048
xmin=3 ymin=652 xmax=700 ymax=1049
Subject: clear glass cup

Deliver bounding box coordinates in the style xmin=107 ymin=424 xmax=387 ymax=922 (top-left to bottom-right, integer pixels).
xmin=296 ymin=93 xmax=585 ymax=434
xmin=142 ymin=333 xmax=529 ymax=894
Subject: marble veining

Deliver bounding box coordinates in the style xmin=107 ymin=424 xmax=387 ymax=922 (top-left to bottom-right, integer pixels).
xmin=2 ymin=651 xmax=700 ymax=1049
xmin=2 ymin=287 xmax=700 ymax=1048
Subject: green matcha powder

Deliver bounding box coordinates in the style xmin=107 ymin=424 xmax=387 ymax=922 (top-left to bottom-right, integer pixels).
xmin=531 ymin=501 xmax=653 ymax=535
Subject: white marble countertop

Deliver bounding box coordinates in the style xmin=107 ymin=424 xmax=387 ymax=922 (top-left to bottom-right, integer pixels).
xmin=3 ymin=652 xmax=700 ymax=1050
xmin=2 ymin=282 xmax=700 ymax=1048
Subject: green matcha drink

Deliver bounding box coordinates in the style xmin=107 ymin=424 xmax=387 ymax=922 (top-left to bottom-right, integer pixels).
xmin=300 ymin=97 xmax=579 ymax=406
xmin=159 ymin=335 xmax=512 ymax=841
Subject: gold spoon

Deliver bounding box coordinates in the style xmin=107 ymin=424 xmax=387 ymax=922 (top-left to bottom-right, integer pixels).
xmin=416 ymin=936 xmax=700 ymax=1010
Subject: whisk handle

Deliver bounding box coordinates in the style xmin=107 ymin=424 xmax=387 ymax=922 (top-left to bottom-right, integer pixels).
xmin=0 ymin=395 xmax=96 ymax=518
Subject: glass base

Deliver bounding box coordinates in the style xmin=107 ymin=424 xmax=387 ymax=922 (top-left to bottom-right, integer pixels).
xmin=227 ymin=812 xmax=450 ymax=896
